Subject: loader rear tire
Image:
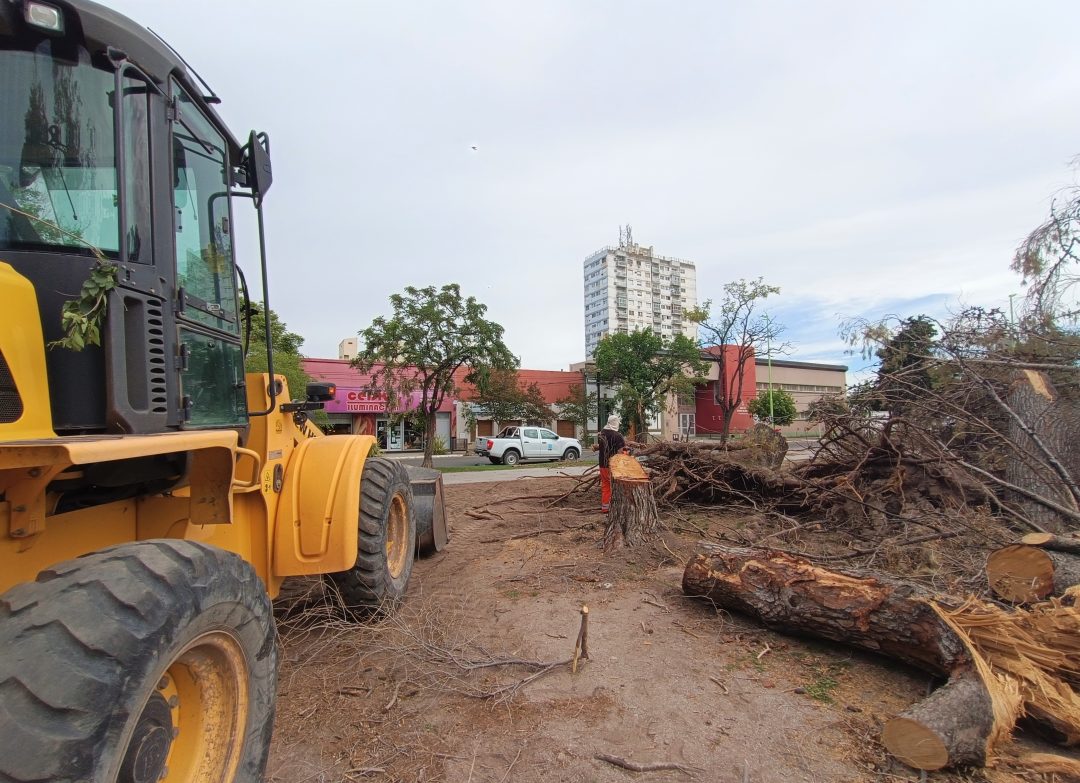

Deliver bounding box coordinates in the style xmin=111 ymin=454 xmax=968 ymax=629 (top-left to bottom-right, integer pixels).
xmin=326 ymin=457 xmax=416 ymax=614
xmin=0 ymin=540 xmax=277 ymax=783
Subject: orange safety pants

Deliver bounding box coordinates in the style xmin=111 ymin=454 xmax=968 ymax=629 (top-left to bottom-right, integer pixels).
xmin=600 ymin=467 xmax=612 ymax=512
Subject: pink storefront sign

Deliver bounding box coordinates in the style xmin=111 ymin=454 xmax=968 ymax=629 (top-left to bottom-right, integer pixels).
xmin=324 ymin=387 xmax=423 ymax=414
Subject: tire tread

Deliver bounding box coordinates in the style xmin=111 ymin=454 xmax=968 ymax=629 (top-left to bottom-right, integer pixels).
xmin=0 ymin=541 xmax=277 ymax=783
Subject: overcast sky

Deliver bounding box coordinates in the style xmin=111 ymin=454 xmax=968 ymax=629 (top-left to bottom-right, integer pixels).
xmin=111 ymin=0 xmax=1080 ymax=378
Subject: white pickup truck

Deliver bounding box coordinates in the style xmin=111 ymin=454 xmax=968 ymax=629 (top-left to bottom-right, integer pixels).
xmin=475 ymin=426 xmax=582 ymax=466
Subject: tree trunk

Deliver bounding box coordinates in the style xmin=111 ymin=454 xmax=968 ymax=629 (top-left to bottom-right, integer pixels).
xmin=881 ymin=668 xmax=995 ymax=770
xmin=681 ymin=544 xmax=967 ymax=674
xmin=986 ymin=543 xmax=1080 ymax=603
xmin=422 ymin=411 xmax=436 ymax=469
xmin=681 ymin=545 xmax=1010 ymax=771
xmin=1004 ymin=370 xmax=1080 ymax=534
xmin=604 ymin=454 xmax=660 ymax=551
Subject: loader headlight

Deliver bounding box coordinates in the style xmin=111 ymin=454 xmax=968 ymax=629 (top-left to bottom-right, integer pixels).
xmin=24 ymin=1 xmax=64 ymax=32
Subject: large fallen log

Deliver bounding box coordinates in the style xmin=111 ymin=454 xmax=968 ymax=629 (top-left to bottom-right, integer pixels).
xmin=683 ymin=545 xmax=1080 ymax=770
xmin=986 ymin=543 xmax=1080 ymax=603
xmin=682 ymin=544 xmax=967 ymax=674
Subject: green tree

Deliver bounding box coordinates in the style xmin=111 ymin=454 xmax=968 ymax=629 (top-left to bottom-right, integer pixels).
xmin=747 ymin=388 xmax=797 ymax=426
xmin=243 ymin=300 xmax=319 ymax=411
xmin=554 ymin=383 xmax=598 ymax=446
xmin=691 ymin=278 xmax=784 ymax=441
xmin=875 ymin=315 xmax=938 ymax=413
xmin=464 ymin=369 xmax=554 ymax=428
xmin=593 ymin=329 xmax=706 ymax=441
xmin=355 ymin=284 xmax=517 ymax=467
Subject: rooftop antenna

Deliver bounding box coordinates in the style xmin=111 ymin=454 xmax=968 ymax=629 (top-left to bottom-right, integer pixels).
xmin=148 ymin=28 xmax=221 ymax=104
xmin=625 ymin=224 xmax=634 ymax=249
xmin=618 ymin=225 xmax=625 ymax=248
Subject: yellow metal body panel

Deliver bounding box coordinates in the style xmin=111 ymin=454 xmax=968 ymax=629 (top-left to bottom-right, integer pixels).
xmin=0 ymin=431 xmax=238 ymax=590
xmin=0 ymin=262 xmax=54 ymax=439
xmin=272 ymin=433 xmax=375 ymax=576
xmin=0 ymin=357 xmax=376 ymax=600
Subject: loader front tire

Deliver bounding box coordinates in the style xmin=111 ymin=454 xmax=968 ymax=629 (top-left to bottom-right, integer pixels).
xmin=0 ymin=540 xmax=278 ymax=783
xmin=326 ymin=457 xmax=416 ymax=614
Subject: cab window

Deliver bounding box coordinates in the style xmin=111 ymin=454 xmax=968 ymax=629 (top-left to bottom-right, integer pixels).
xmin=541 ymin=429 xmax=558 ymax=440
xmin=0 ymin=45 xmax=118 ymax=254
xmin=523 ymin=428 xmax=539 ymax=439
xmin=171 ymin=80 xmax=237 ymax=334
xmin=171 ymin=83 xmax=244 ymax=428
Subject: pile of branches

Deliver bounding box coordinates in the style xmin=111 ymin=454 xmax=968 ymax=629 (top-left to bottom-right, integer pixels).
xmin=795 ymin=412 xmax=999 ymax=529
xmin=642 ymin=439 xmax=805 ymax=507
xmin=640 ymin=417 xmax=995 ymax=533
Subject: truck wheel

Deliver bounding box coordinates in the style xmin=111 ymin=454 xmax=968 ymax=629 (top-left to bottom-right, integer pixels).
xmin=562 ymin=448 xmax=580 ymax=461
xmin=502 ymin=450 xmax=520 ymax=466
xmin=327 ymin=457 xmax=416 ymax=613
xmin=0 ymin=540 xmax=277 ymax=783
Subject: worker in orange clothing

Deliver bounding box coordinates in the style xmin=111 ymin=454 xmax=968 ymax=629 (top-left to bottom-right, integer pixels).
xmin=595 ymin=414 xmax=627 ymax=513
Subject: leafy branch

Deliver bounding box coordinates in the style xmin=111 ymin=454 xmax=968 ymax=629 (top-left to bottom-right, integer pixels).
xmin=0 ymin=202 xmax=116 ymax=351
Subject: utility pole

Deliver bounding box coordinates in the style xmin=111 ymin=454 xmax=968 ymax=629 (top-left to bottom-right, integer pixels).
xmin=764 ymin=313 xmax=774 ymax=426
xmin=1008 ymin=294 xmax=1018 ymax=349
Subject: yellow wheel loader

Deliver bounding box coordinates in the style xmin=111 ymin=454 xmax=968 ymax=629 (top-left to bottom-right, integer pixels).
xmin=0 ymin=2 xmax=448 ymax=780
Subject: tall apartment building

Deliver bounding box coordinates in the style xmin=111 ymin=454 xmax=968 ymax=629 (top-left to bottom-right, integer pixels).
xmin=583 ymin=241 xmax=698 ymax=357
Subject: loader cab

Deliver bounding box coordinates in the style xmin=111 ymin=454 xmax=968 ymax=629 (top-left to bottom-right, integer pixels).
xmin=0 ymin=0 xmax=268 ymax=436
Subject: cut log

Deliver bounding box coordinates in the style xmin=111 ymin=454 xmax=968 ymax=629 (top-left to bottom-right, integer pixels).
xmin=604 ymin=454 xmax=660 ymax=550
xmin=1020 ymin=531 xmax=1080 ymax=556
xmin=986 ymin=544 xmax=1080 ymax=603
xmin=881 ymin=668 xmax=995 ymax=770
xmin=682 ymin=544 xmax=967 ymax=674
xmin=681 ymin=545 xmax=1031 ymax=771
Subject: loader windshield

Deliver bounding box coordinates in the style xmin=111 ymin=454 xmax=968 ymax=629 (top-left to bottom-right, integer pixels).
xmin=0 ymin=43 xmax=122 ymax=256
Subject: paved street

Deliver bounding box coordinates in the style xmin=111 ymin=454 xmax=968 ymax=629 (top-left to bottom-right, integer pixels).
xmin=439 ymin=464 xmax=594 ymax=485
xmin=386 ymin=451 xmax=599 ymax=469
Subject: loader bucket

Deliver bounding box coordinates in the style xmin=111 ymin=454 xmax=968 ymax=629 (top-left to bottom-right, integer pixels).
xmin=404 ymin=466 xmax=449 ymax=556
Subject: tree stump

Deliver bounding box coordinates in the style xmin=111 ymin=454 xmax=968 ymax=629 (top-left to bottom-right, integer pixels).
xmin=604 ymin=454 xmax=660 ymax=550
xmin=987 ymin=543 xmax=1080 ymax=603
xmin=727 ymin=422 xmax=788 ymax=469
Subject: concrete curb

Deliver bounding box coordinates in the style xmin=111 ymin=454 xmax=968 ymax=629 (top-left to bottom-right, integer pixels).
xmin=441 ymin=465 xmax=594 ymax=485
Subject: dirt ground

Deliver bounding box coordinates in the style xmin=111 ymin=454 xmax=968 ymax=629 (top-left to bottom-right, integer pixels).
xmin=263 ymin=475 xmax=1062 ymax=783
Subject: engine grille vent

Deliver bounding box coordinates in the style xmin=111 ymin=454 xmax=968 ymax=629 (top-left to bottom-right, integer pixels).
xmin=146 ymin=302 xmax=168 ymax=414
xmin=0 ymin=350 xmax=24 ymax=423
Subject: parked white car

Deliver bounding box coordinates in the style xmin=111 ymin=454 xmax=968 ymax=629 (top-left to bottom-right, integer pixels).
xmin=475 ymin=426 xmax=582 ymax=466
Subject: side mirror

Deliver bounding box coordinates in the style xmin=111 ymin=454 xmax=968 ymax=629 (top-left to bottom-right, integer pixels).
xmin=243 ymin=130 xmax=272 ymax=197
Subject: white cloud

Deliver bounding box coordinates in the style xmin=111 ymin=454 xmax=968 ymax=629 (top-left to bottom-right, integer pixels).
xmin=108 ymin=0 xmax=1080 ymax=370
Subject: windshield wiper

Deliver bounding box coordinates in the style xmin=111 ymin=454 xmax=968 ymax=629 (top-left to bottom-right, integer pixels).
xmin=175 ymin=116 xmax=216 ymax=157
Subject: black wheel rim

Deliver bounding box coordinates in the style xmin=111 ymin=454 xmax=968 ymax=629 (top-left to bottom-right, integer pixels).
xmin=119 ymin=692 xmax=173 ymax=783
